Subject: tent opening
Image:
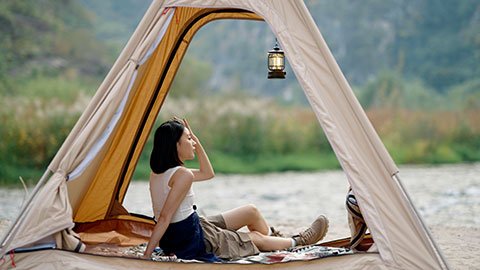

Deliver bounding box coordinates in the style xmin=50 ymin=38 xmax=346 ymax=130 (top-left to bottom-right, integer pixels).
xmin=72 ymin=8 xmax=373 ymax=261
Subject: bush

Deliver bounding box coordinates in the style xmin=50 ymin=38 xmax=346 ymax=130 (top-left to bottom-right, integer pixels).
xmin=2 ymin=84 xmax=479 ymax=185
xmin=0 ymin=89 xmax=90 ymax=185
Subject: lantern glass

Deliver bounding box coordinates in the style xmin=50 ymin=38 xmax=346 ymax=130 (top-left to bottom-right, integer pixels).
xmin=268 ymin=53 xmax=284 ymax=71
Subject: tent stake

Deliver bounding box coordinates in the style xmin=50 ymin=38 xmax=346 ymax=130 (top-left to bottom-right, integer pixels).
xmin=393 ymin=174 xmax=451 ymax=270
xmin=0 ymin=169 xmax=51 ymax=257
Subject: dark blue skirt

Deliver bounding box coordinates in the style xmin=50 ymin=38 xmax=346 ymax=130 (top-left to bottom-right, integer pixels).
xmin=160 ymin=212 xmax=219 ymax=262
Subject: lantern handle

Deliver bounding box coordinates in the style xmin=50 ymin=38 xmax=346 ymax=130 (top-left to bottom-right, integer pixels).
xmin=274 ymin=38 xmax=280 ymax=50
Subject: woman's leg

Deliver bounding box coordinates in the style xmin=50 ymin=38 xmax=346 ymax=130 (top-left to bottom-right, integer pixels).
xmin=222 ymin=204 xmax=294 ymax=251
xmin=222 ymin=204 xmax=269 ymax=235
xmin=248 ymin=231 xmax=292 ymax=251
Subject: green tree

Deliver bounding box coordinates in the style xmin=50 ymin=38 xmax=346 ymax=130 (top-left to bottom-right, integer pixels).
xmin=392 ymin=0 xmax=480 ymax=92
xmin=169 ymin=56 xmax=212 ymax=98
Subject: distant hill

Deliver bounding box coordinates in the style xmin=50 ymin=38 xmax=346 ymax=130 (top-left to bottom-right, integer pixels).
xmin=77 ymin=0 xmax=151 ymax=50
xmin=1 ymin=0 xmax=478 ymax=100
xmin=0 ymin=0 xmax=115 ymax=91
xmin=77 ymin=0 xmax=479 ymax=99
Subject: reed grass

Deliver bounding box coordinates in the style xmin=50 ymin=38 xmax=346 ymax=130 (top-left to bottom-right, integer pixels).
xmin=1 ymin=92 xmax=479 ymax=185
xmin=0 ymin=78 xmax=91 ymax=185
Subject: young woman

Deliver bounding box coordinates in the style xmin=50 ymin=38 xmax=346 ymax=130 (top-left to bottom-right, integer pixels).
xmin=143 ymin=118 xmax=329 ymax=261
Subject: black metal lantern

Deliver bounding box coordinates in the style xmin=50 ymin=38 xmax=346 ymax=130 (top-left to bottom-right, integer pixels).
xmin=267 ymin=39 xmax=286 ymax=79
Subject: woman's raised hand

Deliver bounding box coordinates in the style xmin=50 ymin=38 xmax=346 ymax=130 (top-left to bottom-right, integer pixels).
xmin=173 ymin=117 xmax=214 ymax=181
xmin=174 ymin=117 xmax=198 ymax=142
xmin=182 ymin=118 xmax=197 ymax=141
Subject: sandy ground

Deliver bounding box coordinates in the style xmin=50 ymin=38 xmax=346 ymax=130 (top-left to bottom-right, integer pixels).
xmin=1 ymin=163 xmax=479 ymax=269
xmin=429 ymin=225 xmax=479 ymax=270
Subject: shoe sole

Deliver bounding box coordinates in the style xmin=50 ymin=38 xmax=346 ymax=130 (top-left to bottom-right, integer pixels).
xmin=315 ymin=215 xmax=329 ymax=243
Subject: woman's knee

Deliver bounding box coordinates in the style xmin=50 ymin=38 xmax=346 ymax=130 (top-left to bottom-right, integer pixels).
xmin=244 ymin=204 xmax=260 ymax=218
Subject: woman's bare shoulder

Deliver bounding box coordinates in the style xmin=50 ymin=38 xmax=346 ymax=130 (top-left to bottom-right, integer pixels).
xmin=170 ymin=167 xmax=194 ymax=186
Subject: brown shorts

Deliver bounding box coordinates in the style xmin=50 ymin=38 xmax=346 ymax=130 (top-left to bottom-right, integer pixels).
xmin=199 ymin=214 xmax=260 ymax=259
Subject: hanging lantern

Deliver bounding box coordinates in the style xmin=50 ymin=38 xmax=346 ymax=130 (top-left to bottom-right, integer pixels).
xmin=267 ymin=39 xmax=286 ymax=79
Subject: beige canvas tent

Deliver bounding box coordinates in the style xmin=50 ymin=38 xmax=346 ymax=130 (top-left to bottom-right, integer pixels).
xmin=0 ymin=0 xmax=449 ymax=269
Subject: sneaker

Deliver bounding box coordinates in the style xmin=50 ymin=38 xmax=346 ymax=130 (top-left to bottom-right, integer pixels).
xmin=292 ymin=215 xmax=329 ymax=246
xmin=270 ymin=226 xmax=284 ymax=237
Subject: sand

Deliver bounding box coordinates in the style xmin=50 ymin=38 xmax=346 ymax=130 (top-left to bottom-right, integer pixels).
xmin=429 ymin=225 xmax=479 ymax=270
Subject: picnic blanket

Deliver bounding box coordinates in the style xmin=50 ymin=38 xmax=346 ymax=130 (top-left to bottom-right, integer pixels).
xmin=124 ymin=243 xmax=353 ymax=264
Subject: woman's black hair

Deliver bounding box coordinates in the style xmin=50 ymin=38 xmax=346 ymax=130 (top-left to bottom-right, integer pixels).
xmin=150 ymin=119 xmax=185 ymax=174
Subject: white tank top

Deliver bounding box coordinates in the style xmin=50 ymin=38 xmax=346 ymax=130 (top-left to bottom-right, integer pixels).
xmin=149 ymin=166 xmax=195 ymax=223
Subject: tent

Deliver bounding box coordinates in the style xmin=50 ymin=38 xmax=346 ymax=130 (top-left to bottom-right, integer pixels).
xmin=0 ymin=1 xmax=449 ymax=269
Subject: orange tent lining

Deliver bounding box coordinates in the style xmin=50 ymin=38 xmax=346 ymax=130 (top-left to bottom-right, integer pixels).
xmin=73 ymin=7 xmax=262 ymax=223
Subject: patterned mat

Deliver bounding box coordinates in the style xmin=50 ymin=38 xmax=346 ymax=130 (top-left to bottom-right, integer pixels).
xmin=229 ymin=245 xmax=353 ymax=264
xmin=125 ymin=243 xmax=353 ymax=264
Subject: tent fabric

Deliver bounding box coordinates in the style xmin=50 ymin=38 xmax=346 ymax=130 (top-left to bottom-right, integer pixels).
xmin=74 ymin=219 xmax=154 ymax=247
xmin=9 ymin=249 xmax=388 ymax=270
xmin=73 ymin=8 xmax=178 ymax=221
xmin=1 ymin=6 xmax=176 ymax=254
xmin=0 ymin=1 xmax=448 ymax=269
xmin=4 ymin=172 xmax=73 ymax=251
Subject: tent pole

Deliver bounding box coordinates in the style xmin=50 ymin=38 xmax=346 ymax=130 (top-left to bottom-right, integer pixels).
xmin=393 ymin=174 xmax=451 ymax=270
xmin=0 ymin=169 xmax=51 ymax=256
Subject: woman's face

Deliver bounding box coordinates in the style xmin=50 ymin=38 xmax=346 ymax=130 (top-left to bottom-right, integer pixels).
xmin=176 ymin=128 xmax=196 ymax=161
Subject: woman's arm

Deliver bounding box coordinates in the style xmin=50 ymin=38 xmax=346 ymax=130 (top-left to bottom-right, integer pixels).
xmin=143 ymin=168 xmax=194 ymax=259
xmin=182 ymin=118 xmax=215 ymax=181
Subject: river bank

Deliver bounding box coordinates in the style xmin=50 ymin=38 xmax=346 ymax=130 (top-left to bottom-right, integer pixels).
xmin=1 ymin=163 xmax=479 ymax=269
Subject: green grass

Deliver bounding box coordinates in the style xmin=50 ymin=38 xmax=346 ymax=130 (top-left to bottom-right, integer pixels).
xmin=132 ymin=152 xmax=341 ymax=181
xmin=209 ymin=152 xmax=341 ymax=174
xmin=0 ymin=164 xmax=44 ymax=187
xmin=10 ymin=75 xmax=100 ymax=101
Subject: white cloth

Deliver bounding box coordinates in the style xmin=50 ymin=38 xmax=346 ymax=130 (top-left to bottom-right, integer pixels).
xmin=149 ymin=166 xmax=195 ymax=223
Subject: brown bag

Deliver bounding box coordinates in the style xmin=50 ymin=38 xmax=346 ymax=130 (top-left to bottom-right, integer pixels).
xmin=346 ymin=187 xmax=368 ymax=251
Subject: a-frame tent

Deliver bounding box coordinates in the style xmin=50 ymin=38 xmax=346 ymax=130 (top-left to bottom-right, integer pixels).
xmin=0 ymin=1 xmax=449 ymax=269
